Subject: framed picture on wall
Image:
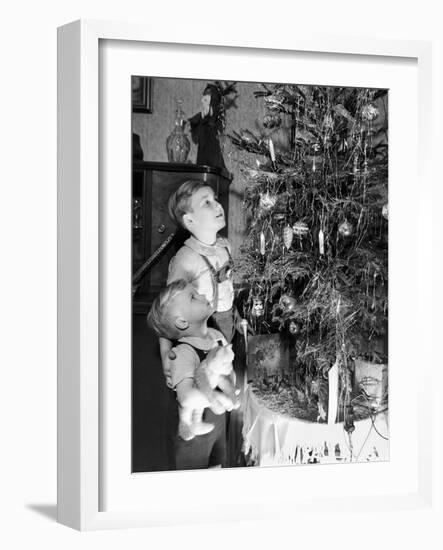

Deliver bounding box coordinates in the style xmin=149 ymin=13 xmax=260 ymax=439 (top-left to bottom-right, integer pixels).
xmin=57 ymin=19 xmax=433 ymax=531
xmin=132 ymin=75 xmax=152 ymax=113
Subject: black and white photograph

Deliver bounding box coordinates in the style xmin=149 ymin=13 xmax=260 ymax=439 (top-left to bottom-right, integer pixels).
xmin=131 ymin=76 xmax=389 ymax=472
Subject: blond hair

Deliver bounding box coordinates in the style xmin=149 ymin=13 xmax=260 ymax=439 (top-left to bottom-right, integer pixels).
xmin=168 ymin=179 xmax=210 ymax=229
xmin=147 ymin=279 xmax=188 ymax=339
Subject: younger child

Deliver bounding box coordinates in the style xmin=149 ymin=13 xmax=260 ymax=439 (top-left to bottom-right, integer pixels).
xmin=148 ymin=279 xmax=239 ymax=470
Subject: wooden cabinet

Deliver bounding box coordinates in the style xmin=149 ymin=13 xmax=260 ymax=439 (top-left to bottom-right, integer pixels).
xmin=132 ymin=161 xmax=232 ymax=312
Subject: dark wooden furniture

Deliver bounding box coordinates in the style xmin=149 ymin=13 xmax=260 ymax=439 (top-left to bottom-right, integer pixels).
xmin=132 ymin=161 xmax=232 ymax=472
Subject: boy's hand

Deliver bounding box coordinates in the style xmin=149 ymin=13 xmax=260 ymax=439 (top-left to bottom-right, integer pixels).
xmin=207 ymin=388 xmax=240 ymax=414
xmin=160 ymin=349 xmax=177 ymax=389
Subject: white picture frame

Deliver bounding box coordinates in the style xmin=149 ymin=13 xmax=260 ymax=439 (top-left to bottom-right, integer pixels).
xmin=57 ymin=19 xmax=433 ymax=531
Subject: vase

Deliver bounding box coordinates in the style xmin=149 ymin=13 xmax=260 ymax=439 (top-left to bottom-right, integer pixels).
xmin=166 ymin=100 xmax=190 ymax=163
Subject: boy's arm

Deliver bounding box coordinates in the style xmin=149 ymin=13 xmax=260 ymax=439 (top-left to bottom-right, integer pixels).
xmin=167 ymin=249 xmax=197 ymax=286
xmin=159 ymin=337 xmax=174 ymax=388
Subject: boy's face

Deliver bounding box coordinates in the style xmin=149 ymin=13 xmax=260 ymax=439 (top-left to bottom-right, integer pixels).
xmin=169 ymin=284 xmax=213 ymax=330
xmin=183 ymin=187 xmax=225 ymax=234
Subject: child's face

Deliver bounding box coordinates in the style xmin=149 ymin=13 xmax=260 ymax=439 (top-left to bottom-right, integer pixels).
xmin=169 ymin=284 xmax=213 ymax=328
xmin=185 ymin=187 xmax=225 ymax=233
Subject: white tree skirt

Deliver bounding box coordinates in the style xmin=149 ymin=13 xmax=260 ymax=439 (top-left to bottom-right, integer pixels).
xmin=242 ymin=386 xmax=389 ymax=466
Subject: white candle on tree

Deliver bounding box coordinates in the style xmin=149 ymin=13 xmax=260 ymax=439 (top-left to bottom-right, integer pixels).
xmin=268 ymin=138 xmax=276 ymax=162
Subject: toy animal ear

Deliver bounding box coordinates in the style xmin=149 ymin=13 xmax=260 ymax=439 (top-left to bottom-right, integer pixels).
xmin=174 ymin=317 xmax=189 ymax=331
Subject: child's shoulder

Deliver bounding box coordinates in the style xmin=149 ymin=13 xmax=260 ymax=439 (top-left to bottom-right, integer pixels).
xmin=169 ymin=243 xmax=202 ymax=273
xmin=171 ymin=341 xmax=201 ymax=365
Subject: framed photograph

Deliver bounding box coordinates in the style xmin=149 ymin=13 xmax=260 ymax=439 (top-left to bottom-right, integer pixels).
xmin=132 ymin=75 xmax=152 ymax=113
xmin=57 ymin=19 xmax=433 ymax=531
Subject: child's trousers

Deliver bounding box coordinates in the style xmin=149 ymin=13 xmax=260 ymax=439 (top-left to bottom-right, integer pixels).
xmin=172 ymin=408 xmax=227 ymax=470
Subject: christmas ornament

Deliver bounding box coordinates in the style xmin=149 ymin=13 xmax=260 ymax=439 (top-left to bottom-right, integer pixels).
xmin=288 ymin=320 xmax=301 ymax=335
xmin=318 ymin=229 xmax=325 ymax=255
xmin=353 ymin=154 xmax=359 ymax=175
xmin=292 ymin=221 xmax=309 ymax=236
xmin=282 ymin=224 xmax=293 ymax=250
xmin=323 ymin=113 xmax=334 ymax=130
xmin=251 ymin=297 xmax=264 ymax=317
xmin=338 ymin=221 xmax=353 ymax=237
xmin=263 ymin=113 xmax=282 ymax=129
xmin=361 ymin=103 xmax=379 ymax=121
xmin=259 ymin=231 xmax=266 ymax=255
xmin=264 ymin=93 xmax=285 ymax=110
xmin=279 ymin=294 xmax=297 ymax=312
xmin=312 ymin=143 xmax=320 ymax=172
xmin=337 ymin=137 xmax=348 ymax=152
xmin=273 ymin=212 xmax=286 ymax=221
xmin=382 ymin=203 xmax=388 ymax=220
xmin=259 ymin=192 xmax=277 ymax=211
xmin=268 ymin=138 xmax=276 ymax=163
xmin=240 ymin=131 xmax=254 ymax=144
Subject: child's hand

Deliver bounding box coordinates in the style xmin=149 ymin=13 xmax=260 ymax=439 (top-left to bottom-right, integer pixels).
xmin=207 ymin=388 xmax=239 ymax=414
xmin=159 ymin=337 xmax=176 ymax=388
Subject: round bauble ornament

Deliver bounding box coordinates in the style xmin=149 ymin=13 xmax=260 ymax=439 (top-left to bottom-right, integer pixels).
xmin=259 ymin=192 xmax=277 ymax=211
xmin=292 ymin=221 xmax=309 ymax=236
xmin=338 ymin=221 xmax=353 ymax=237
xmin=382 ymin=203 xmax=388 ymax=220
xmin=251 ymin=297 xmax=264 ymax=317
xmin=263 ymin=113 xmax=282 ymax=129
xmin=288 ymin=320 xmax=301 ymax=335
xmin=273 ymin=212 xmax=286 ymax=221
xmin=279 ymin=294 xmax=297 ymax=312
xmin=361 ymin=103 xmax=379 ymax=121
xmin=282 ymin=224 xmax=293 ymax=250
xmin=244 ymin=168 xmax=260 ymax=180
xmin=264 ymin=93 xmax=285 ymax=110
xmin=240 ymin=132 xmax=254 ymax=144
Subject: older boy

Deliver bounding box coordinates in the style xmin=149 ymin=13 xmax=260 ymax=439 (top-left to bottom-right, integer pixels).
xmin=148 ymin=279 xmax=238 ymax=470
xmin=160 ymin=180 xmax=246 ymax=379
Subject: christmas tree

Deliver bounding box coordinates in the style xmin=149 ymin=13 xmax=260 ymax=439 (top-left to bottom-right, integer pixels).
xmin=229 ymin=84 xmax=388 ymax=421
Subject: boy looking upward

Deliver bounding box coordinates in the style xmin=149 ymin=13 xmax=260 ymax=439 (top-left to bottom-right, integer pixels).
xmin=148 ymin=279 xmax=238 ymax=469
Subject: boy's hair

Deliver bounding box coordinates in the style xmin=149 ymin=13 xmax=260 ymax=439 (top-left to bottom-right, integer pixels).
xmin=147 ymin=279 xmax=188 ymax=339
xmin=168 ymin=179 xmax=210 ymax=229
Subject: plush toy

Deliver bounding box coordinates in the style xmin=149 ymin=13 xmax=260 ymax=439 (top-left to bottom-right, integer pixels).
xmin=178 ymin=344 xmax=239 ymax=441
